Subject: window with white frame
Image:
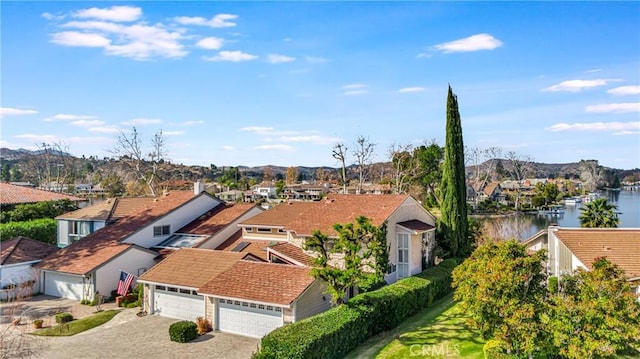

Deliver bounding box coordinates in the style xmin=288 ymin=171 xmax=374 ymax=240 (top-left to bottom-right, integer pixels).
xmin=153 ymin=225 xmax=170 ymax=237
xmin=68 ymin=221 xmax=91 ymax=242
xmin=397 ymin=233 xmax=409 ymax=279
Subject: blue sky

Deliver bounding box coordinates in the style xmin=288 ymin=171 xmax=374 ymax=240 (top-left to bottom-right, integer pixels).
xmin=1 ymin=2 xmax=639 ymax=169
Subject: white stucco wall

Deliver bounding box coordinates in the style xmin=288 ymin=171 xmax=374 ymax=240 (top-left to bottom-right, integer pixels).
xmin=94 ymin=248 xmax=158 ymax=299
xmin=123 ymin=194 xmax=221 ymax=248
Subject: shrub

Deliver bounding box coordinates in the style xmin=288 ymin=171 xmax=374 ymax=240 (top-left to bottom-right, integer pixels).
xmin=55 ymin=312 xmax=73 ymax=324
xmin=125 ymin=301 xmax=140 ymax=308
xmin=548 ymin=276 xmax=558 ymax=294
xmin=254 ymin=258 xmax=458 ymax=359
xmin=0 ymin=199 xmax=77 ymax=222
xmin=483 ymin=339 xmax=511 ymax=359
xmin=195 ymin=317 xmax=212 ymax=335
xmin=0 ymin=218 xmax=57 ymax=245
xmin=169 ymin=321 xmax=198 ymax=343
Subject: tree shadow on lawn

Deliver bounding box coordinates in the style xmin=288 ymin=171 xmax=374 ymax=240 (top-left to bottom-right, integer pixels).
xmin=397 ymin=309 xmax=485 ymax=348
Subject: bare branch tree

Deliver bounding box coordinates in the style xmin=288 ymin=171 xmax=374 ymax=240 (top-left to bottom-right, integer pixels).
xmin=332 ymin=143 xmax=348 ymax=194
xmin=506 ymin=151 xmax=533 ymax=211
xmin=110 ymin=127 xmax=166 ymax=197
xmin=388 ymin=143 xmax=414 ymax=194
xmin=353 ymin=136 xmax=375 ymax=194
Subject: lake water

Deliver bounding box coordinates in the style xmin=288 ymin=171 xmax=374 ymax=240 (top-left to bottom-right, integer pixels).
xmin=479 ymin=190 xmax=640 ymax=241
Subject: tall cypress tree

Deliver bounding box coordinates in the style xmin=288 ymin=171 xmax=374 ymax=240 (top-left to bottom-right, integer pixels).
xmin=439 ymin=85 xmax=469 ymax=257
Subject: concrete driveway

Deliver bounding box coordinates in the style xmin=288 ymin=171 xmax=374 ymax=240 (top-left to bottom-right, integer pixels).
xmin=32 ymin=310 xmax=260 ymax=359
xmin=1 ymin=297 xmax=259 ymax=359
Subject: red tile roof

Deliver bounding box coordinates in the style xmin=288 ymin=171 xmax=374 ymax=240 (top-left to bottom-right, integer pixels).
xmin=268 ymin=242 xmax=315 ymax=266
xmin=179 ymin=203 xmax=257 ymax=235
xmin=139 ymin=249 xmax=246 ymax=288
xmin=37 ymin=191 xmax=198 ymax=275
xmin=215 ymin=230 xmax=272 ymax=261
xmin=241 ymin=194 xmax=411 ymax=236
xmin=1 ymin=237 xmax=58 ymax=265
xmin=556 ymin=228 xmax=640 ymax=278
xmin=397 ymin=220 xmax=435 ymax=232
xmin=55 ymin=197 xmax=155 ymax=221
xmin=199 ymin=260 xmax=315 ymax=305
xmin=0 ymin=183 xmax=83 ymax=205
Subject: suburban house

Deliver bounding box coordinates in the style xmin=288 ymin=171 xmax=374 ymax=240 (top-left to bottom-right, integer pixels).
xmin=55 ymin=197 xmax=156 ymax=248
xmin=250 ymin=181 xmax=277 ymax=199
xmin=280 ymin=183 xmax=330 ymax=201
xmin=138 ymin=248 xmax=329 ymax=338
xmin=35 ymin=184 xmax=255 ymax=301
xmin=239 ymin=194 xmax=437 ymax=283
xmin=0 ymin=237 xmax=58 ymax=300
xmin=527 ymin=226 xmax=640 ymax=296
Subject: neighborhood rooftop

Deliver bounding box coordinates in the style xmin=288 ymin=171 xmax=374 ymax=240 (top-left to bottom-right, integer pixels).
xmin=0 ymin=182 xmax=83 ymax=205
xmin=554 ymin=227 xmax=640 ymax=279
xmin=1 ymin=236 xmax=58 ymax=265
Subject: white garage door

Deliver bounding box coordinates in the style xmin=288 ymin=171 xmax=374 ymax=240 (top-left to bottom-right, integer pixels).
xmin=154 ymin=286 xmax=205 ymax=321
xmin=44 ymin=272 xmax=85 ymax=300
xmin=218 ymin=299 xmax=284 ymax=338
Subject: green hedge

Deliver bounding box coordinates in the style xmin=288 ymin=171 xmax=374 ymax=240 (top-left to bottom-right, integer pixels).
xmin=0 ymin=218 xmax=57 ymax=245
xmin=254 ymin=258 xmax=458 ymax=359
xmin=169 ymin=321 xmax=198 ymax=343
xmin=55 ymin=312 xmax=73 ymax=324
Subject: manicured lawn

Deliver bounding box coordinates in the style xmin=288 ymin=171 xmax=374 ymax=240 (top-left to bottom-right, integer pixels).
xmin=346 ymin=294 xmax=484 ymax=359
xmin=31 ymin=310 xmax=121 ymax=336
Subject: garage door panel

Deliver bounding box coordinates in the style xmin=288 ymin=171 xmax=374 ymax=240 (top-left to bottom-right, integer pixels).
xmin=44 ymin=272 xmax=84 ymax=300
xmin=154 ymin=289 xmax=204 ymax=321
xmin=218 ymin=300 xmax=283 ymax=338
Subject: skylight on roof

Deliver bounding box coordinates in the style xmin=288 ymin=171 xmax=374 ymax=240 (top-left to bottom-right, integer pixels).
xmin=231 ymin=242 xmax=250 ymax=252
xmin=157 ymin=234 xmax=208 ymax=248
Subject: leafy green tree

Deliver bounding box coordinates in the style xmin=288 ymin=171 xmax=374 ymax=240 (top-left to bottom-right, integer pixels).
xmin=101 ymin=174 xmax=125 ymax=197
xmin=439 ymin=86 xmax=469 ymax=257
xmin=1 ymin=163 xmax=11 ymax=182
xmin=304 ymin=216 xmax=389 ymax=305
xmin=452 ymin=240 xmax=549 ymax=356
xmin=542 ymin=258 xmax=640 ymax=358
xmin=579 ymin=198 xmax=620 ymax=228
xmin=1 ymin=199 xmax=77 ymax=222
xmin=413 ymin=141 xmax=444 ymax=207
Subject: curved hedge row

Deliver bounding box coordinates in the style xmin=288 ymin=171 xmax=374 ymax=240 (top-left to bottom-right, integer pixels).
xmin=254 ymin=259 xmax=458 ymax=359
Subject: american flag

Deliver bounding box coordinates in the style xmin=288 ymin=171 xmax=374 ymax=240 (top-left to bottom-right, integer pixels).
xmin=117 ymin=271 xmax=135 ymax=296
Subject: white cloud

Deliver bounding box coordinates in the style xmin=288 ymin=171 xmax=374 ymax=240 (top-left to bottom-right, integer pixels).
xmin=278 ymin=135 xmax=342 ymax=144
xmin=416 ymin=53 xmax=432 ymax=59
xmin=52 ymin=20 xmax=187 ymax=60
xmin=542 ymin=79 xmax=618 ymax=92
xmin=44 ymin=114 xmax=97 ymax=122
xmin=88 ymin=125 xmax=121 ymax=134
xmin=266 ymin=54 xmax=296 ymax=64
xmin=241 ymin=126 xmax=274 ymax=134
xmin=342 ymin=83 xmax=366 ymax=90
xmin=163 ymin=131 xmax=185 ymax=136
xmin=432 ymin=33 xmax=503 ymax=53
xmin=177 ymin=120 xmax=205 ymax=126
xmin=397 ymin=87 xmax=425 ymax=93
xmin=196 ymin=37 xmax=224 ymax=50
xmin=14 ymin=134 xmax=58 ymax=142
xmin=585 ymin=68 xmax=602 ymax=73
xmin=547 ymin=121 xmax=640 ymax=132
xmin=122 ymin=118 xmax=163 ymax=125
xmin=51 ymin=31 xmax=112 ymax=47
xmin=0 ymin=107 xmax=38 ymax=118
xmin=222 ymin=145 xmax=235 ymax=151
xmin=254 ymin=144 xmax=294 ymax=151
xmin=343 ymin=90 xmax=368 ymax=96
xmin=42 ymin=12 xmax=65 ymax=21
xmin=173 ymin=14 xmax=237 ymax=28
xmin=70 ymin=120 xmax=105 ymax=127
xmin=73 ymin=6 xmax=142 ymax=22
xmin=203 ymin=50 xmax=258 ymax=62
xmin=585 ymin=103 xmax=640 ymax=114
xmin=612 ymin=130 xmax=640 ymax=136
xmin=607 ymin=85 xmax=640 ymax=96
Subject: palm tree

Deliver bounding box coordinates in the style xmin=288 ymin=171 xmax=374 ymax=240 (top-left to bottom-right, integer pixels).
xmin=579 ymin=198 xmax=620 ymax=228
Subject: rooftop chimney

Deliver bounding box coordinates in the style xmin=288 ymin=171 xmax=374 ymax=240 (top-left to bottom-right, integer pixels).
xmin=194 ymin=181 xmax=205 ymax=195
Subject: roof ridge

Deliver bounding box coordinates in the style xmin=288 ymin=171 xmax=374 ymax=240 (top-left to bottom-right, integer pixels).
xmin=1 ymin=237 xmax=22 ymax=265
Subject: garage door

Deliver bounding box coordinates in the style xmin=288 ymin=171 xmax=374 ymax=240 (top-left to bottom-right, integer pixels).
xmin=154 ymin=286 xmax=205 ymax=321
xmin=44 ymin=272 xmax=85 ymax=300
xmin=218 ymin=299 xmax=284 ymax=338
